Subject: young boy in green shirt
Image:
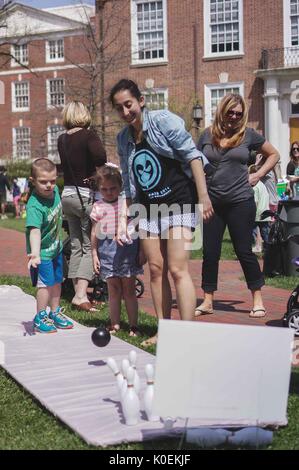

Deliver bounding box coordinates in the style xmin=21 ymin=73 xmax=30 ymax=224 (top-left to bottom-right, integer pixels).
xmin=26 ymin=158 xmax=73 ymax=333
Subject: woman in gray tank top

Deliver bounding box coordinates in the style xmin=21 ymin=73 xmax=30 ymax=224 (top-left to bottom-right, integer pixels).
xmin=197 ymin=94 xmax=279 ymax=319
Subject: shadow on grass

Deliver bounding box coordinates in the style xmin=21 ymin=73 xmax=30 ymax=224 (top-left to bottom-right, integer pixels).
xmin=290 ymin=369 xmax=299 ymax=395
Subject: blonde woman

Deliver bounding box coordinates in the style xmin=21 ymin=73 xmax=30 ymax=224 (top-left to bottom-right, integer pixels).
xmin=197 ymin=94 xmax=279 ymax=318
xmin=58 ymin=101 xmax=106 ymax=311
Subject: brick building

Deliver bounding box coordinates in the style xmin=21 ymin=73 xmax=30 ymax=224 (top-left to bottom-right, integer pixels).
xmin=0 ymin=2 xmax=95 ymax=163
xmin=97 ymin=0 xmax=299 ymax=173
xmin=0 ymin=1 xmax=298 ymax=173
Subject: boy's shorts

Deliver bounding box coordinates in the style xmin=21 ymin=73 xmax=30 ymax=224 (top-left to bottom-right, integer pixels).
xmin=30 ymin=252 xmax=63 ymax=288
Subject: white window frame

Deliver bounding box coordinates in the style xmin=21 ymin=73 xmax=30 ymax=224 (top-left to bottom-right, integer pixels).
xmin=283 ymin=0 xmax=299 ymax=68
xmin=46 ymin=78 xmax=65 ymax=109
xmin=204 ymin=81 xmax=244 ymax=126
xmin=12 ymin=127 xmax=31 ymax=160
xmin=45 ymin=39 xmax=64 ymax=63
xmin=47 ymin=124 xmax=64 ymax=162
xmin=131 ymin=0 xmax=168 ymax=65
xmin=142 ymin=87 xmax=168 ymax=109
xmin=204 ymin=0 xmax=244 ymax=59
xmin=12 ymin=81 xmax=30 ymax=112
xmin=11 ymin=44 xmax=29 ymax=67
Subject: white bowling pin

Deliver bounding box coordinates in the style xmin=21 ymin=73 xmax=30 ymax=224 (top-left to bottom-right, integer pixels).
xmin=106 ymin=357 xmax=124 ymax=398
xmin=122 ymin=366 xmax=140 ymax=426
xmin=143 ymin=363 xmax=160 ymax=422
xmin=121 ymin=358 xmax=130 ymax=401
xmin=128 ymin=350 xmax=140 ymax=395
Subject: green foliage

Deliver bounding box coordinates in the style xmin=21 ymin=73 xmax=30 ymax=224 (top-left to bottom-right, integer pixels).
xmin=168 ymin=94 xmax=202 ymax=132
xmin=4 ymin=159 xmax=31 ymax=179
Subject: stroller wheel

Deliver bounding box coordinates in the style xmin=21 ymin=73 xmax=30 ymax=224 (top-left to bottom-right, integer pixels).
xmin=135 ymin=277 xmax=144 ymax=298
xmin=285 ymin=309 xmax=299 ymax=336
xmin=287 ymin=287 xmax=299 ymax=313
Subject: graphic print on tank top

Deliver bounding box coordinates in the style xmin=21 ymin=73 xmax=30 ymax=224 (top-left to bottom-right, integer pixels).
xmin=132 ymin=139 xmax=196 ymax=209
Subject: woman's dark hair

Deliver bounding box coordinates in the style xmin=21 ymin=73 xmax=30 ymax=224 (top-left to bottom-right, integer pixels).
xmin=109 ymin=79 xmax=142 ymax=106
xmin=290 ymin=140 xmax=299 ymax=163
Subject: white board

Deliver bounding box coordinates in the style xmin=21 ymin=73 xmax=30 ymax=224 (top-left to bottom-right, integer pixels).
xmin=153 ymin=320 xmax=294 ymax=427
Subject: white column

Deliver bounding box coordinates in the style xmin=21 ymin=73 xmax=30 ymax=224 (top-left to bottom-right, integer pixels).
xmin=263 ymin=77 xmax=281 ymax=152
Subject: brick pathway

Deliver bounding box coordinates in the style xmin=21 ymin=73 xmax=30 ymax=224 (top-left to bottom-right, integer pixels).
xmin=0 ymin=227 xmax=290 ymax=328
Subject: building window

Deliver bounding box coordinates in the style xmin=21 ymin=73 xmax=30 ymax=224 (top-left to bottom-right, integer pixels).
xmin=131 ymin=0 xmax=168 ymax=64
xmin=290 ymin=0 xmax=299 ymax=45
xmin=47 ymin=79 xmax=65 ymax=108
xmin=46 ymin=39 xmax=64 ymax=62
xmin=204 ymin=0 xmax=243 ymax=57
xmin=13 ymin=127 xmax=31 ymax=159
xmin=204 ymin=82 xmax=244 ymax=125
xmin=143 ymin=88 xmax=168 ymax=109
xmin=48 ymin=125 xmax=64 ymax=162
xmin=12 ymin=81 xmax=29 ymax=112
xmin=11 ymin=44 xmax=28 ymax=67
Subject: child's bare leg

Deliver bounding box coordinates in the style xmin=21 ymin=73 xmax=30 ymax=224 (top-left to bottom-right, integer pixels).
xmin=49 ymin=283 xmax=61 ymax=312
xmin=121 ymin=276 xmax=139 ymax=335
xmin=36 ymin=287 xmax=50 ymax=313
xmin=107 ymin=277 xmax=122 ymax=331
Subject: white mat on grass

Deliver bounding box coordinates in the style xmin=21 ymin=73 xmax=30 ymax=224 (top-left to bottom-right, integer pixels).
xmin=0 ymin=285 xmax=210 ymax=447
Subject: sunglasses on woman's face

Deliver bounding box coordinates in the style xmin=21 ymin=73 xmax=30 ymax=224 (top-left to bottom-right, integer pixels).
xmin=292 ymin=147 xmax=299 ymax=152
xmin=226 ymin=110 xmax=243 ymax=119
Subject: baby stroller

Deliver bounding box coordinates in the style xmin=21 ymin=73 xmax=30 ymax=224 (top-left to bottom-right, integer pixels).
xmin=261 ymin=209 xmax=288 ymax=277
xmin=261 ymin=210 xmax=299 ymax=335
xmin=61 ymin=218 xmax=144 ymax=302
xmin=282 ymin=240 xmax=299 ymax=336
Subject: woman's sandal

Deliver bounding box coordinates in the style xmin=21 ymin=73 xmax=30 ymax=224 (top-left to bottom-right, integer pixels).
xmin=141 ymin=334 xmax=158 ymax=347
xmin=129 ymin=326 xmax=141 ymax=337
xmin=249 ymin=308 xmax=266 ymax=318
xmin=71 ymin=302 xmax=98 ymax=312
xmin=194 ymin=306 xmax=214 ymax=316
xmin=108 ymin=324 xmax=120 ymax=334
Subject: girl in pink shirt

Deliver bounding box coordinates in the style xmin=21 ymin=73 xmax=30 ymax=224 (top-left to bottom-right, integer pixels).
xmin=90 ymin=164 xmax=144 ymax=335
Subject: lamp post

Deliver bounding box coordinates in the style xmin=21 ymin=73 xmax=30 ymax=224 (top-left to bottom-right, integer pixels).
xmin=39 ymin=138 xmax=46 ymax=158
xmin=191 ymin=101 xmax=203 ymax=141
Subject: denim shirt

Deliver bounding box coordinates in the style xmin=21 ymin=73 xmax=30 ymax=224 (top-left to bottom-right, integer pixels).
xmin=116 ymin=108 xmax=208 ymax=200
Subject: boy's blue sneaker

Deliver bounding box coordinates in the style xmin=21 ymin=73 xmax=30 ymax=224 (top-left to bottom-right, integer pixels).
xmin=49 ymin=307 xmax=74 ymax=329
xmin=34 ymin=310 xmax=57 ymax=334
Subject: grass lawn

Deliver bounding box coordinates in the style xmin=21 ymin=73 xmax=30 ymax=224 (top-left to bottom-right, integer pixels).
xmin=1 ymin=275 xmax=299 ymax=450
xmin=0 ymin=215 xmax=26 ymax=233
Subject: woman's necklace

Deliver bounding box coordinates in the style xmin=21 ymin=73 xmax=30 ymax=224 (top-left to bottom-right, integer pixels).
xmin=133 ymin=127 xmax=143 ymax=144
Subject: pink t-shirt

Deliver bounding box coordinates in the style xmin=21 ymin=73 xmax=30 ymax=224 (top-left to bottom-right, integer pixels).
xmin=90 ymin=199 xmax=120 ymax=235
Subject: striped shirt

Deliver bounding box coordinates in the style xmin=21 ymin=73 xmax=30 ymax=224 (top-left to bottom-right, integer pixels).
xmin=90 ymin=199 xmax=120 ymax=235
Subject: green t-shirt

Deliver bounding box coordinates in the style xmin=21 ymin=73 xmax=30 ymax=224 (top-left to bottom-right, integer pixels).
xmin=26 ymin=186 xmax=63 ymax=261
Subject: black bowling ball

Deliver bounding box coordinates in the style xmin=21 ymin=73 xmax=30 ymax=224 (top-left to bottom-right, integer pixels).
xmin=91 ymin=327 xmax=111 ymax=348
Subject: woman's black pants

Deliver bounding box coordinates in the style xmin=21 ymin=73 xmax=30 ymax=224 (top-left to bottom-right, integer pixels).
xmin=202 ymin=197 xmax=265 ymax=292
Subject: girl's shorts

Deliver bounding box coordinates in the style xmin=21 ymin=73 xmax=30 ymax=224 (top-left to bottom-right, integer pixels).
xmin=30 ymin=252 xmax=63 ymax=288
xmin=99 ymin=238 xmax=143 ymax=281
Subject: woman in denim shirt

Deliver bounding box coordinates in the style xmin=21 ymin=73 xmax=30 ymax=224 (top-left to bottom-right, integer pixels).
xmin=110 ymin=79 xmax=213 ymax=346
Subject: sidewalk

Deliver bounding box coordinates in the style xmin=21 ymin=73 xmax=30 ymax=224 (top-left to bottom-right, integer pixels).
xmin=0 ymin=227 xmax=289 ymax=328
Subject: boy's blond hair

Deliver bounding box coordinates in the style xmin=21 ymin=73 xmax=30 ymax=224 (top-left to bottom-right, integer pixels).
xmin=31 ymin=158 xmax=57 ymax=179
xmin=62 ymin=101 xmax=91 ymax=130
